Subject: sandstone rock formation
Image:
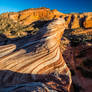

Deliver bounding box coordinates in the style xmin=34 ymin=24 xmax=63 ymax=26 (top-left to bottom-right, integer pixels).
xmin=8 ymin=8 xmax=92 ymax=29
xmin=0 ymin=18 xmax=72 ymax=92
xmin=9 ymin=8 xmax=64 ymax=25
xmin=0 ymin=8 xmax=92 ymax=39
xmin=83 ymin=14 xmax=92 ymax=28
xmin=0 ymin=7 xmax=92 ymax=92
xmin=60 ymin=22 xmax=92 ymax=92
xmin=62 ymin=26 xmax=92 ymax=92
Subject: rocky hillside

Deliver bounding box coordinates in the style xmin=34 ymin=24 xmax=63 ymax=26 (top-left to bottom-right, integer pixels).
xmin=0 ymin=7 xmax=92 ymax=38
xmin=7 ymin=8 xmax=92 ymax=29
xmin=0 ymin=8 xmax=92 ymax=92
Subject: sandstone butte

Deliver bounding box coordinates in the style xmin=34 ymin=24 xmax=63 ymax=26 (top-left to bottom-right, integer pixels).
xmin=0 ymin=18 xmax=72 ymax=92
xmin=1 ymin=7 xmax=92 ymax=28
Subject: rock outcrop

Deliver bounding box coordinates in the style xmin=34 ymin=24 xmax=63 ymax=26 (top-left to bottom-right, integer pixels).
xmin=0 ymin=18 xmax=72 ymax=92
xmin=1 ymin=8 xmax=91 ymax=28
xmin=9 ymin=8 xmax=64 ymax=25
xmin=0 ymin=7 xmax=92 ymax=92
xmin=0 ymin=8 xmax=92 ymax=39
xmin=63 ymin=42 xmax=92 ymax=92
xmin=8 ymin=8 xmax=92 ymax=29
xmin=83 ymin=14 xmax=92 ymax=28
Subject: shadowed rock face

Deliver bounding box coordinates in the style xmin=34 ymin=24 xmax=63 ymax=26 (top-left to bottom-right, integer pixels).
xmin=63 ymin=42 xmax=92 ymax=92
xmin=0 ymin=18 xmax=72 ymax=92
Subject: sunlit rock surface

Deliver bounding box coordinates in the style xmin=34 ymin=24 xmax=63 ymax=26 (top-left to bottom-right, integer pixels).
xmin=0 ymin=8 xmax=92 ymax=39
xmin=0 ymin=18 xmax=72 ymax=92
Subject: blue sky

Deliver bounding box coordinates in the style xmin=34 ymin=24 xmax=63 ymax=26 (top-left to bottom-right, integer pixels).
xmin=0 ymin=0 xmax=92 ymax=14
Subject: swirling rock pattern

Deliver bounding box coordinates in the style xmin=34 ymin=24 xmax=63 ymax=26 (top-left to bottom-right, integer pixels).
xmin=0 ymin=18 xmax=71 ymax=92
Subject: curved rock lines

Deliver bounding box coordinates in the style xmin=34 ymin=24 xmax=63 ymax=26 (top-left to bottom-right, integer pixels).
xmin=0 ymin=18 xmax=71 ymax=92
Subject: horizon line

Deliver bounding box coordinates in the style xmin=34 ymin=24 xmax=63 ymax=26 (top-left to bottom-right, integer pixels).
xmin=0 ymin=7 xmax=92 ymax=14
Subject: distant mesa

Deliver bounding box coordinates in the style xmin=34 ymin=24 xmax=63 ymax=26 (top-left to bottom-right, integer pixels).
xmin=4 ymin=7 xmax=92 ymax=29
xmin=0 ymin=7 xmax=92 ymax=38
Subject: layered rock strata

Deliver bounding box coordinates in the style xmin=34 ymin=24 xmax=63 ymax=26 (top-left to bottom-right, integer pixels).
xmin=0 ymin=18 xmax=72 ymax=92
xmin=63 ymin=42 xmax=92 ymax=92
xmin=1 ymin=8 xmax=92 ymax=28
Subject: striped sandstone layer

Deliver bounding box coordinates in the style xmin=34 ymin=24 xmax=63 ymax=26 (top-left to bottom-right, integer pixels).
xmin=0 ymin=18 xmax=71 ymax=92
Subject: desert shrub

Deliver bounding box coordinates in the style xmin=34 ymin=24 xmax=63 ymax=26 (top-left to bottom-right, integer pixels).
xmin=0 ymin=15 xmax=36 ymax=37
